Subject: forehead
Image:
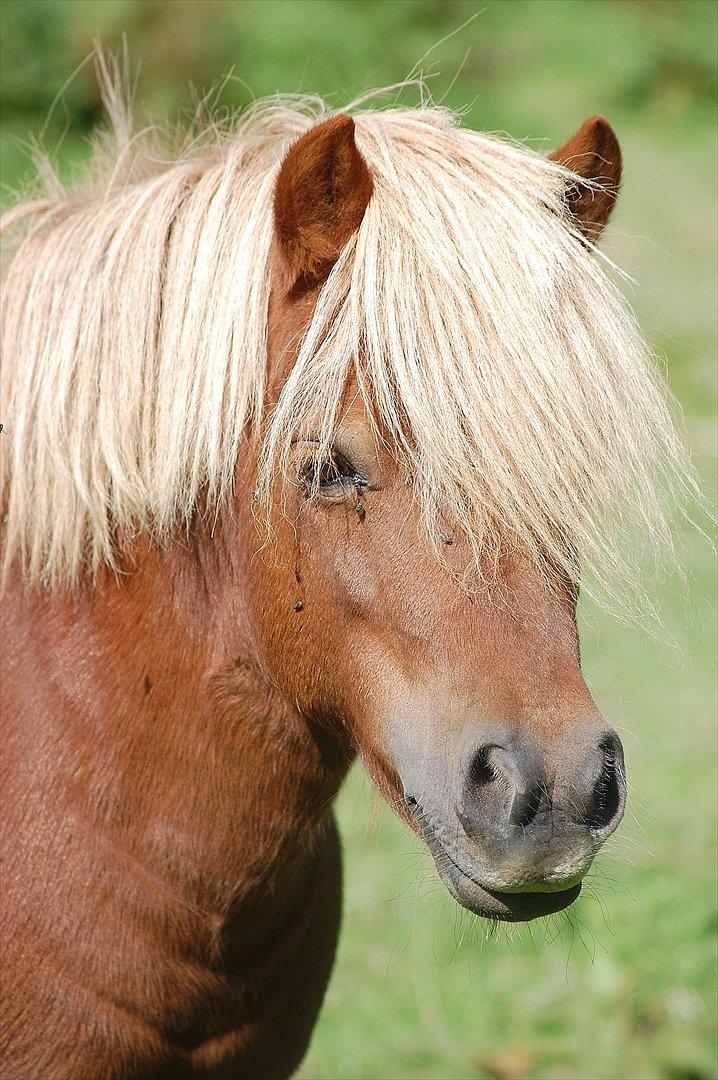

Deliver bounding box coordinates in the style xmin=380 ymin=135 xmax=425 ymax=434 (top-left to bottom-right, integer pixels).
xmin=331 ymin=385 xmax=409 ymax=481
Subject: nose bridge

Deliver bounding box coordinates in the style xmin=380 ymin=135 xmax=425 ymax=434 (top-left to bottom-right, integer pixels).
xmin=484 ymin=640 xmax=600 ymax=750
xmin=460 ymin=583 xmax=588 ymax=731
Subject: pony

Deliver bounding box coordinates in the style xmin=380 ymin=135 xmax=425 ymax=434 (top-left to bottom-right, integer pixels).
xmin=0 ymin=68 xmax=692 ymax=1077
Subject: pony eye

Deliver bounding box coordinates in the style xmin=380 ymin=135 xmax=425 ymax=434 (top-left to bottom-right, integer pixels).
xmin=301 ymin=450 xmax=365 ymax=496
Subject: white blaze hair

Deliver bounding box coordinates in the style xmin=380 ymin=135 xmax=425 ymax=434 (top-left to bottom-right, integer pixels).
xmin=0 ymin=70 xmax=695 ymax=609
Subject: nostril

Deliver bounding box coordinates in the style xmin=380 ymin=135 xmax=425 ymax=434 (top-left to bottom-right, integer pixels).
xmin=465 ymin=742 xmax=547 ymax=831
xmin=587 ymin=737 xmax=624 ymax=830
xmin=468 ymin=746 xmax=495 ymax=789
xmin=462 ymin=743 xmax=518 ymax=840
xmin=509 ymin=783 xmax=543 ymax=828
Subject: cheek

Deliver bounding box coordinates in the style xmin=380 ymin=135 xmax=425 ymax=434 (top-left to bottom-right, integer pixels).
xmin=301 ymin=501 xmax=450 ymax=639
xmin=297 ymin=501 xmax=386 ymax=616
xmin=328 ymin=540 xmax=384 ymax=612
xmin=268 ymin=494 xmax=468 ymax=706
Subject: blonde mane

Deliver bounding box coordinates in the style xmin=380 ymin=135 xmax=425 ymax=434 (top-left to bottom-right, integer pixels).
xmin=0 ymin=72 xmax=695 ymax=609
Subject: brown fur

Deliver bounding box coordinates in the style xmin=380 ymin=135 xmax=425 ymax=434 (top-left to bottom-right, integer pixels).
xmin=1 ymin=114 xmax=627 ymax=1077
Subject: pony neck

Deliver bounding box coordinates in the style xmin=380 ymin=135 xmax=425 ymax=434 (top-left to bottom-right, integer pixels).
xmin=6 ymin=531 xmax=351 ymax=928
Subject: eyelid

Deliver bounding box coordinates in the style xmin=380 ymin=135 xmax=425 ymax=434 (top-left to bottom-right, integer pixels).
xmin=330 ymin=449 xmax=369 ymax=486
xmin=305 ymin=459 xmax=368 ymax=492
xmin=295 ymin=439 xmax=371 ymax=489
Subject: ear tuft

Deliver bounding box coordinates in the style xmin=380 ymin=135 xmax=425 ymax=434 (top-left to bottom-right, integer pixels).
xmin=274 ymin=114 xmax=373 ymax=289
xmin=549 ymin=116 xmax=622 ymax=242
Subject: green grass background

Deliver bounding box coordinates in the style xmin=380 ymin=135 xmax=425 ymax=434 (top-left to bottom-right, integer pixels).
xmin=1 ymin=2 xmax=716 ymax=1078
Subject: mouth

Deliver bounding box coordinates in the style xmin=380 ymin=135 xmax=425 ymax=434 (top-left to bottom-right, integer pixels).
xmin=406 ymin=797 xmax=582 ymax=922
xmin=438 ymin=861 xmax=582 ymax=922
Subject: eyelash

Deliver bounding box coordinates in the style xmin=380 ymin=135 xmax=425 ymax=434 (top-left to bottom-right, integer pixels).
xmin=300 ymin=450 xmax=367 ymax=495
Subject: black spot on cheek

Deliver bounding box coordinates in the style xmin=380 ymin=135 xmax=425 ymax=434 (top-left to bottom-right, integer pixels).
xmin=143 ymin=675 xmax=152 ymax=696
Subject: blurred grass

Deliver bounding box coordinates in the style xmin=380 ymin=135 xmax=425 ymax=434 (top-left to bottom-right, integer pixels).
xmin=1 ymin=2 xmax=716 ymax=1078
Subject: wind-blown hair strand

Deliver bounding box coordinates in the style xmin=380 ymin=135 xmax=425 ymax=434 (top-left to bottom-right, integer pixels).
xmin=0 ymin=71 xmax=696 ymax=613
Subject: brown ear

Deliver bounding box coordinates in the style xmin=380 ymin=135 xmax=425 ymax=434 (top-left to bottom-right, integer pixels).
xmin=274 ymin=114 xmax=373 ymax=289
xmin=549 ymin=116 xmax=622 ymax=242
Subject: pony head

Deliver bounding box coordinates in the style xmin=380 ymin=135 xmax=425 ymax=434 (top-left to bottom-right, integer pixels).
xmin=249 ymin=111 xmax=633 ymax=920
xmin=1 ymin=95 xmax=693 ymax=920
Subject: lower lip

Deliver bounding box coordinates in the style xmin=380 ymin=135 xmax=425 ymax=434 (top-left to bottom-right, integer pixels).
xmin=418 ymin=829 xmax=583 ymax=921
xmin=471 ymin=881 xmax=582 ymax=921
xmin=440 ymin=857 xmax=583 ymax=921
xmin=406 ymin=801 xmax=584 ymax=921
